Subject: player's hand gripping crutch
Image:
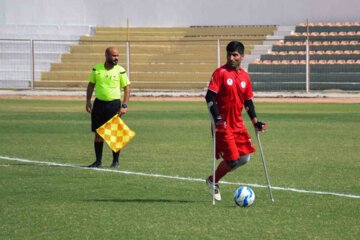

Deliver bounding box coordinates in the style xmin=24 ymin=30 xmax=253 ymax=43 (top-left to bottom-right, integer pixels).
xmin=254 ymin=123 xmax=275 ymax=202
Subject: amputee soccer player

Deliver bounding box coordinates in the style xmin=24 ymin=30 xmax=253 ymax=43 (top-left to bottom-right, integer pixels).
xmin=205 ymin=41 xmax=266 ymax=201
xmin=85 ymin=47 xmax=131 ymax=168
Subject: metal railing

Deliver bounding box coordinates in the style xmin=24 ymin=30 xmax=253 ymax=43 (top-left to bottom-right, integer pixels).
xmin=1 ymin=38 xmax=359 ymax=91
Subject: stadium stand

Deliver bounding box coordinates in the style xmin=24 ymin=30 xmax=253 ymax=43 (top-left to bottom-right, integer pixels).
xmin=0 ymin=25 xmax=94 ymax=88
xmin=248 ymin=22 xmax=360 ymax=91
xmin=36 ymin=25 xmax=277 ymax=90
xmin=3 ymin=23 xmax=360 ymax=91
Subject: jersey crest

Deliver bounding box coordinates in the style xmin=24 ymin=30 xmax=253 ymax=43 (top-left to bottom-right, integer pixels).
xmin=241 ymin=81 xmax=246 ymax=88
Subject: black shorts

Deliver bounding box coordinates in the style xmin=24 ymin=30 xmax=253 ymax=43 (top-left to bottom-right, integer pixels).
xmin=91 ymin=98 xmax=121 ymax=132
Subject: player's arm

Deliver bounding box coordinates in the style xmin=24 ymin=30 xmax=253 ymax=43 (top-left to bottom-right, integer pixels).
xmin=244 ymin=99 xmax=266 ymax=131
xmin=205 ymin=90 xmax=226 ymax=129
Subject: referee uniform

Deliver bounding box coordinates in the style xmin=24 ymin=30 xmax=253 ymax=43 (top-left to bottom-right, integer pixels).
xmin=86 ymin=47 xmax=131 ymax=168
xmin=90 ymin=63 xmax=130 ymax=132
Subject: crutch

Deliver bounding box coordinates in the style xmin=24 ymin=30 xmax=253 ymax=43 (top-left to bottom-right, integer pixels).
xmin=207 ymin=107 xmax=217 ymax=205
xmin=255 ymin=130 xmax=275 ymax=202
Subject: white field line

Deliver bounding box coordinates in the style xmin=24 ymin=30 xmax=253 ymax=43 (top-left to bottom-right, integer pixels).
xmin=1 ymin=155 xmax=359 ymax=199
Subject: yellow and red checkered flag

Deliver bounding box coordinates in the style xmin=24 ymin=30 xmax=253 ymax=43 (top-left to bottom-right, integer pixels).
xmin=96 ymin=114 xmax=136 ymax=152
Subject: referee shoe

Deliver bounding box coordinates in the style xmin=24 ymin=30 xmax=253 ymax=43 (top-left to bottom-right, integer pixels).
xmin=88 ymin=161 xmax=102 ymax=168
xmin=110 ymin=160 xmax=120 ymax=168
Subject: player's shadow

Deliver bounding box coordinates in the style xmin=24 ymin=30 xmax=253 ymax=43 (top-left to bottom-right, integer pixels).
xmin=86 ymin=198 xmax=203 ymax=204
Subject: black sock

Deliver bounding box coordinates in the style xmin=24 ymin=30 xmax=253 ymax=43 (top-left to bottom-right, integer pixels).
xmin=112 ymin=150 xmax=120 ymax=162
xmin=94 ymin=142 xmax=104 ymax=162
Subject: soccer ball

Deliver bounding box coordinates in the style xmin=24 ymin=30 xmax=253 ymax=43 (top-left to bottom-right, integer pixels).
xmin=233 ymin=186 xmax=255 ymax=207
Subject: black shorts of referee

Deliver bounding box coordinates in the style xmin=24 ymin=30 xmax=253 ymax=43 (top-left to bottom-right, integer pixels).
xmin=91 ymin=98 xmax=121 ymax=132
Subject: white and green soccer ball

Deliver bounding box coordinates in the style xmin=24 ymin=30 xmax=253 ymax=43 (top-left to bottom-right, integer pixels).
xmin=233 ymin=186 xmax=255 ymax=207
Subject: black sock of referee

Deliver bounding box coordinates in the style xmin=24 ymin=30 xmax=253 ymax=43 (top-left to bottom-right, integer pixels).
xmin=112 ymin=150 xmax=120 ymax=163
xmin=94 ymin=141 xmax=103 ymax=163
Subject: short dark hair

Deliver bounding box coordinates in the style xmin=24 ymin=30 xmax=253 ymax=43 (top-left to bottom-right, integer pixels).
xmin=226 ymin=41 xmax=245 ymax=55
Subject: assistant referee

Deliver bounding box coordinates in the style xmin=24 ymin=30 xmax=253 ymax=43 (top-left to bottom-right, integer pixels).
xmin=85 ymin=47 xmax=131 ymax=168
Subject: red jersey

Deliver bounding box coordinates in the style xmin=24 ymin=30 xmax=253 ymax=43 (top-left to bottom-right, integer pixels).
xmin=207 ymin=64 xmax=254 ymax=132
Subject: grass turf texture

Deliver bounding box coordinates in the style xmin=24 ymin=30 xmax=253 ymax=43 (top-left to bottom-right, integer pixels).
xmin=0 ymin=99 xmax=359 ymax=239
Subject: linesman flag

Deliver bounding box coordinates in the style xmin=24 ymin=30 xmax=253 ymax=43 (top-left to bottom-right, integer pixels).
xmin=96 ymin=114 xmax=136 ymax=152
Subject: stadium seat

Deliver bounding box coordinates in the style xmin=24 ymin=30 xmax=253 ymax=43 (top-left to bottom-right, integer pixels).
xmin=261 ymin=60 xmax=272 ymax=64
xmin=280 ymin=60 xmax=290 ymax=64
xmin=248 ymin=21 xmax=360 ymax=91
xmin=290 ymin=60 xmax=300 ymax=64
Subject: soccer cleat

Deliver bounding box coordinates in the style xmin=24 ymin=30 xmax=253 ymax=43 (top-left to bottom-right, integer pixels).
xmin=87 ymin=161 xmax=102 ymax=168
xmin=110 ymin=160 xmax=120 ymax=168
xmin=206 ymin=177 xmax=221 ymax=201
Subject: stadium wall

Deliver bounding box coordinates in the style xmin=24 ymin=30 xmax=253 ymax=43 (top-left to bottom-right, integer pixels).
xmin=1 ymin=0 xmax=359 ymax=27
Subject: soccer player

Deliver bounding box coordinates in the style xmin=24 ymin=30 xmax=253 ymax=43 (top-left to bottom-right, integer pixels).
xmin=205 ymin=41 xmax=266 ymax=201
xmin=85 ymin=47 xmax=131 ymax=168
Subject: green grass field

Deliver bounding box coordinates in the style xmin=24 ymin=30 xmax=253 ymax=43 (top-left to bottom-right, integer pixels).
xmin=0 ymin=99 xmax=359 ymax=239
